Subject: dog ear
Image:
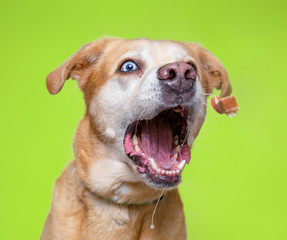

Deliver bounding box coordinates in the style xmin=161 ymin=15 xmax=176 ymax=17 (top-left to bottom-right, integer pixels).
xmin=189 ymin=43 xmax=232 ymax=97
xmin=46 ymin=39 xmax=109 ymax=95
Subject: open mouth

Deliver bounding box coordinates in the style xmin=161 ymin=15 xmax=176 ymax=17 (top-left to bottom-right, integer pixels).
xmin=124 ymin=105 xmax=191 ymax=188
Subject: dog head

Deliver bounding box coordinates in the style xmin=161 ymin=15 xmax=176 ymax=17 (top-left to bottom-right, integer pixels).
xmin=47 ymin=38 xmax=231 ymax=190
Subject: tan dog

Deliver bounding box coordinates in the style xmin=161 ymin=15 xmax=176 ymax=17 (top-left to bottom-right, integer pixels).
xmin=41 ymin=38 xmax=231 ymax=240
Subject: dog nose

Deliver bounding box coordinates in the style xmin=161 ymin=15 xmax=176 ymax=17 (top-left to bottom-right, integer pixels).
xmin=157 ymin=62 xmax=196 ymax=93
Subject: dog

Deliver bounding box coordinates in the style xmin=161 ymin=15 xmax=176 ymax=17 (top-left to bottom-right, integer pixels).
xmin=41 ymin=38 xmax=231 ymax=240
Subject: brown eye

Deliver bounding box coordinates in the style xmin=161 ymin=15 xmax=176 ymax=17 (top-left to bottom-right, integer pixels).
xmin=120 ymin=61 xmax=138 ymax=72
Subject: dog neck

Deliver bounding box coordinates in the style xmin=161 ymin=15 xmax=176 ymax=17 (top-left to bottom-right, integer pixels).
xmin=73 ymin=116 xmax=165 ymax=204
xmin=107 ymin=190 xmax=164 ymax=206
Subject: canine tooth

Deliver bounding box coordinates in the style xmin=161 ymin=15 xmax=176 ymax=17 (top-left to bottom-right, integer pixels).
xmin=173 ymin=153 xmax=178 ymax=159
xmin=132 ymin=135 xmax=139 ymax=145
xmin=178 ymin=160 xmax=186 ymax=170
xmin=135 ymin=145 xmax=140 ymax=152
xmin=174 ymin=135 xmax=179 ymax=145
xmin=149 ymin=158 xmax=157 ymax=170
xmin=175 ymin=145 xmax=180 ymax=152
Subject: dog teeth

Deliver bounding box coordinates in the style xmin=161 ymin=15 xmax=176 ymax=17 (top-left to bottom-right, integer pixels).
xmin=174 ymin=108 xmax=184 ymax=117
xmin=174 ymin=135 xmax=179 ymax=145
xmin=147 ymin=157 xmax=183 ymax=177
xmin=173 ymin=153 xmax=178 ymax=160
xmin=149 ymin=158 xmax=157 ymax=170
xmin=175 ymin=145 xmax=180 ymax=152
xmin=178 ymin=160 xmax=186 ymax=170
xmin=135 ymin=145 xmax=140 ymax=152
xmin=132 ymin=135 xmax=139 ymax=145
xmin=167 ymin=170 xmax=176 ymax=176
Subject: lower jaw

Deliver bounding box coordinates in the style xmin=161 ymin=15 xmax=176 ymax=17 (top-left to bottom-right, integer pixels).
xmin=129 ymin=155 xmax=186 ymax=189
xmin=142 ymin=168 xmax=182 ymax=189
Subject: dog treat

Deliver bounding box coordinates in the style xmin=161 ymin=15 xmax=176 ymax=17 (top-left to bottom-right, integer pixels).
xmin=211 ymin=96 xmax=239 ymax=117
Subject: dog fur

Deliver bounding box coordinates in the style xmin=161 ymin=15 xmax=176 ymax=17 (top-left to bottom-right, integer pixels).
xmin=41 ymin=38 xmax=231 ymax=240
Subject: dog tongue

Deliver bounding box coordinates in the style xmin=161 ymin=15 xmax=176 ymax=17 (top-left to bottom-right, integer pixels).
xmin=139 ymin=118 xmax=173 ymax=166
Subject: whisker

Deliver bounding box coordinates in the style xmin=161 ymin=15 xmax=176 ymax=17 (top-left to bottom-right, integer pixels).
xmin=202 ymin=93 xmax=218 ymax=97
xmin=201 ymin=83 xmax=222 ymax=88
xmin=199 ymin=101 xmax=207 ymax=106
xmin=197 ymin=107 xmax=207 ymax=120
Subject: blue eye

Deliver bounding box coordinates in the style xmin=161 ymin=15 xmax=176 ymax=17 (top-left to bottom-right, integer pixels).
xmin=120 ymin=61 xmax=138 ymax=72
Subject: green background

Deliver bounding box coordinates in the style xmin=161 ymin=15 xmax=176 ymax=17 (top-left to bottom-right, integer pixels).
xmin=1 ymin=0 xmax=286 ymax=239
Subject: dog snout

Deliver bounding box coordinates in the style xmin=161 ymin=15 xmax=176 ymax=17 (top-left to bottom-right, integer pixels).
xmin=158 ymin=62 xmax=197 ymax=104
xmin=157 ymin=62 xmax=196 ymax=92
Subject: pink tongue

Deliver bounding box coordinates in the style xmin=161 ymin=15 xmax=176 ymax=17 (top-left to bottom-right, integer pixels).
xmin=140 ymin=118 xmax=173 ymax=165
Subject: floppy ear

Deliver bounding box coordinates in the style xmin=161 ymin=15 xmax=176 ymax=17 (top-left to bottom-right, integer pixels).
xmin=189 ymin=43 xmax=232 ymax=97
xmin=46 ymin=38 xmax=109 ymax=95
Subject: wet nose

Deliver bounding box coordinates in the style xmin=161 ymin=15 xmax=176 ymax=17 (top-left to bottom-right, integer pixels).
xmin=157 ymin=62 xmax=196 ymax=92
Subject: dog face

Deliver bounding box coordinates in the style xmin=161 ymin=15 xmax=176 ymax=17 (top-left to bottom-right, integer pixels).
xmin=47 ymin=38 xmax=231 ymax=190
